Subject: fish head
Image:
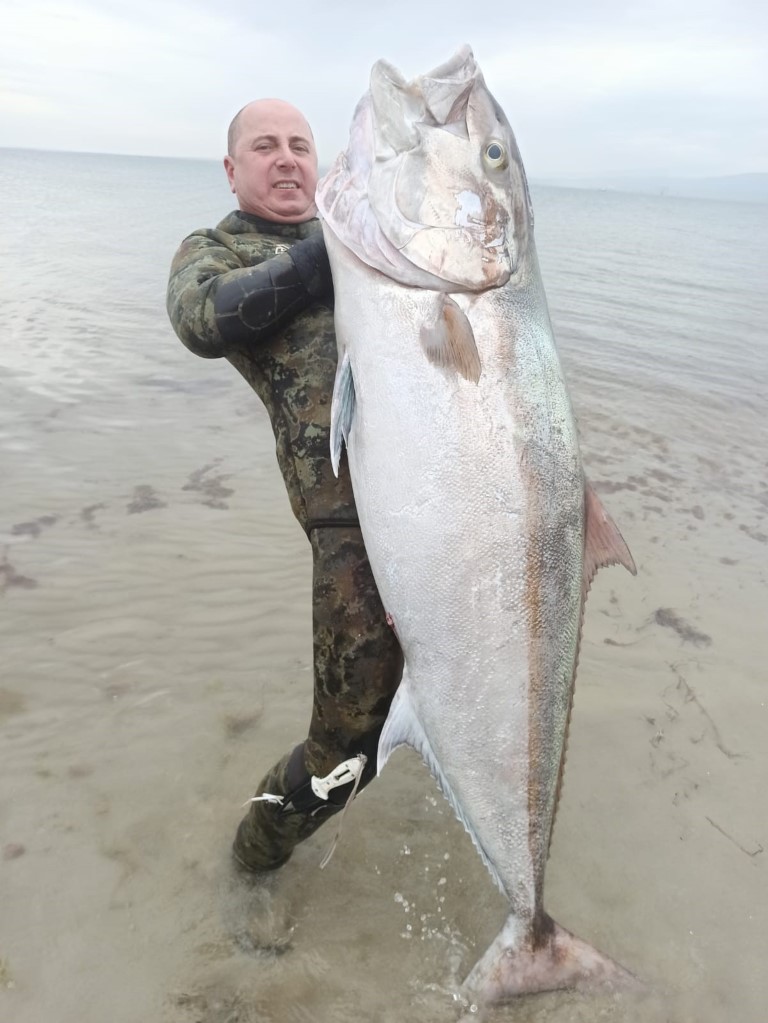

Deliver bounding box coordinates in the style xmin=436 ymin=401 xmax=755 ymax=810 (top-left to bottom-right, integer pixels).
xmin=365 ymin=46 xmax=533 ymax=291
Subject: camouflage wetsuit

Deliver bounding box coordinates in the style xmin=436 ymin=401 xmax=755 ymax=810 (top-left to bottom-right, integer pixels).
xmin=167 ymin=210 xmax=403 ymax=869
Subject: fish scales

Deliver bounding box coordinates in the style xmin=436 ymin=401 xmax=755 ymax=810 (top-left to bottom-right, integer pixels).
xmin=316 ymin=44 xmax=636 ymax=1009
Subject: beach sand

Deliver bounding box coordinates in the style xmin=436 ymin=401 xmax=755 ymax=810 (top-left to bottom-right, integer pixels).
xmin=1 ymin=300 xmax=766 ymax=1022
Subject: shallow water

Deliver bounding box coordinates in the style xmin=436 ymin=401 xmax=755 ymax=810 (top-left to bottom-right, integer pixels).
xmin=1 ymin=149 xmax=766 ymax=1022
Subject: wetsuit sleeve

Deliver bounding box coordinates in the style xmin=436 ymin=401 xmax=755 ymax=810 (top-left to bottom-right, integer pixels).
xmin=166 ymin=230 xmax=332 ymax=359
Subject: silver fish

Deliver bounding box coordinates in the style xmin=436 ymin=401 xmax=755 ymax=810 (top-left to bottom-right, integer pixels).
xmin=316 ymin=45 xmax=637 ymax=1009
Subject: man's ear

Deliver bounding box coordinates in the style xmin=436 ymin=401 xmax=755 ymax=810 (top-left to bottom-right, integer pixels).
xmin=224 ymin=155 xmax=236 ymax=193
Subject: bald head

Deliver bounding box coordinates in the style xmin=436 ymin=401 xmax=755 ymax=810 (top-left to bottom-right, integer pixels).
xmin=227 ymin=99 xmax=313 ymax=157
xmin=223 ymin=98 xmax=319 ymax=223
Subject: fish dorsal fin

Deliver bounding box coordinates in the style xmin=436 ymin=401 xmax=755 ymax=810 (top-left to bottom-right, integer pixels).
xmin=583 ymin=480 xmax=637 ymax=591
xmin=330 ymin=350 xmax=356 ymax=477
xmin=419 ymin=295 xmax=481 ymax=383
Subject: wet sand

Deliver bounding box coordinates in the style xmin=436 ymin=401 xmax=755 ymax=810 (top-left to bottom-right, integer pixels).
xmin=1 ymin=338 xmax=765 ymax=1023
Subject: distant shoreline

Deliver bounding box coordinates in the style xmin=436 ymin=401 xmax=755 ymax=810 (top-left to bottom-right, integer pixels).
xmin=1 ymin=146 xmax=766 ymax=205
xmin=532 ymin=172 xmax=768 ymax=205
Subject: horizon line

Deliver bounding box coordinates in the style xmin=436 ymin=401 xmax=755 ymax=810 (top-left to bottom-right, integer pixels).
xmin=0 ymin=145 xmax=765 ymax=183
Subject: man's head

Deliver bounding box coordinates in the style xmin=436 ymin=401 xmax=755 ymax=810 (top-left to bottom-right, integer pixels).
xmin=224 ymin=99 xmax=319 ymax=223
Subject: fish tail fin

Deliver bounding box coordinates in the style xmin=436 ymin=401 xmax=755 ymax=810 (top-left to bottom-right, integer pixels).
xmin=462 ymin=913 xmax=639 ymax=1007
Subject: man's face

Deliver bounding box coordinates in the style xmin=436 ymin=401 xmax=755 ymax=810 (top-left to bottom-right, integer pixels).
xmin=224 ymin=100 xmax=319 ymax=223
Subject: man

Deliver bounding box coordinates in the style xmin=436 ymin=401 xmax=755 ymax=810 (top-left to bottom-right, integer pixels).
xmin=166 ymin=99 xmax=403 ymax=871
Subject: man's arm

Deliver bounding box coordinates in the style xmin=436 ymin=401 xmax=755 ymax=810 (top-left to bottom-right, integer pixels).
xmin=166 ymin=229 xmax=332 ymax=359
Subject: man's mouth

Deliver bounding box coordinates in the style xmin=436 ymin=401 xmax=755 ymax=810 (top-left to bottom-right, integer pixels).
xmin=274 ymin=182 xmax=299 ymax=190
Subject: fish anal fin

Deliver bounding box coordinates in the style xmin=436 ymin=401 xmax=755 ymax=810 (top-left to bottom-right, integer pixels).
xmin=378 ymin=678 xmax=506 ymax=893
xmin=584 ymin=480 xmax=637 ymax=591
xmin=420 ymin=296 xmax=481 ymax=383
xmin=462 ymin=913 xmax=640 ymax=1007
xmin=330 ymin=350 xmax=356 ymax=477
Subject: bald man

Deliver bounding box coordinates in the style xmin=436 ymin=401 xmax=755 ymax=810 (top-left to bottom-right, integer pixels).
xmin=167 ymin=100 xmax=403 ymax=872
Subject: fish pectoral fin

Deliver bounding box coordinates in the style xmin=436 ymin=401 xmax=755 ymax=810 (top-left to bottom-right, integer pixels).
xmin=330 ymin=350 xmax=356 ymax=477
xmin=462 ymin=913 xmax=640 ymax=1006
xmin=419 ymin=295 xmax=481 ymax=383
xmin=583 ymin=480 xmax=637 ymax=590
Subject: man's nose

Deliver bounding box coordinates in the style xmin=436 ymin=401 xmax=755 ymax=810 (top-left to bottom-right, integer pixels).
xmin=275 ymin=145 xmax=297 ymax=167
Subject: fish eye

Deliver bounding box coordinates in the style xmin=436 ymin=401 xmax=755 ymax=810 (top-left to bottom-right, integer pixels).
xmin=483 ymin=141 xmax=508 ymax=170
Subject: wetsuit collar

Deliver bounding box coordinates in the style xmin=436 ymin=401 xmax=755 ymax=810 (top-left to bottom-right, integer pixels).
xmin=232 ymin=210 xmax=319 ymax=238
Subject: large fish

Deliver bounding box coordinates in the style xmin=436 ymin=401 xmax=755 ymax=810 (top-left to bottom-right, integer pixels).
xmin=316 ymin=46 xmax=637 ymax=1009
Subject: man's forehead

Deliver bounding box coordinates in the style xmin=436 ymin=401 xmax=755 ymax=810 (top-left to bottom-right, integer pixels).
xmin=241 ymin=101 xmax=313 ymax=139
xmin=251 ymin=129 xmax=313 ymax=143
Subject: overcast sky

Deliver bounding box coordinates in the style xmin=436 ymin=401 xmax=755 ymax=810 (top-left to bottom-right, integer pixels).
xmin=2 ymin=0 xmax=766 ymax=178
